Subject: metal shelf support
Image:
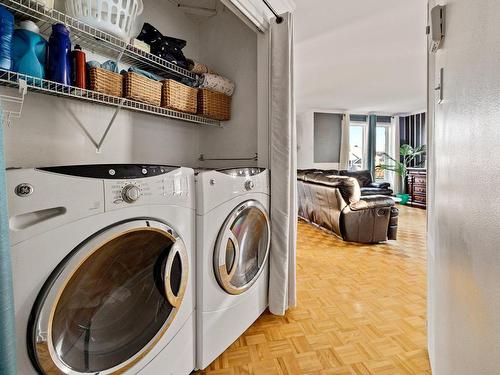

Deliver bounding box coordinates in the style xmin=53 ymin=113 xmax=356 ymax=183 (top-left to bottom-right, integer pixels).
xmin=96 ymin=98 xmax=126 ymax=153
xmin=0 ymin=78 xmax=27 ymax=127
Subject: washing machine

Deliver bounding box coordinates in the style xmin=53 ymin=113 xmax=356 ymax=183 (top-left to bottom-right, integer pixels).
xmin=7 ymin=164 xmax=195 ymax=375
xmin=195 ymin=167 xmax=271 ymax=369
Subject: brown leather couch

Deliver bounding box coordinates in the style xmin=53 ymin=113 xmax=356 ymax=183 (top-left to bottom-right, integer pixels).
xmin=299 ymin=169 xmax=393 ymax=196
xmin=297 ymin=170 xmax=398 ymax=243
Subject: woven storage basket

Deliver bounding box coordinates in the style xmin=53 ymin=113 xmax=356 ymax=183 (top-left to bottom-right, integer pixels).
xmin=89 ymin=67 xmax=123 ymax=97
xmin=162 ymin=80 xmax=198 ymax=114
xmin=198 ymin=89 xmax=231 ymax=121
xmin=123 ymin=72 xmax=162 ymax=106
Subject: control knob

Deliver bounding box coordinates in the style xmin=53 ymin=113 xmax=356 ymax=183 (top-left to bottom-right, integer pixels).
xmin=122 ymin=184 xmax=141 ymax=203
xmin=244 ymin=180 xmax=255 ymax=191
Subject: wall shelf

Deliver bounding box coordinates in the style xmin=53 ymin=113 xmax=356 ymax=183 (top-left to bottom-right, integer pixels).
xmin=0 ymin=69 xmax=221 ymax=128
xmin=1 ymin=0 xmax=198 ymax=82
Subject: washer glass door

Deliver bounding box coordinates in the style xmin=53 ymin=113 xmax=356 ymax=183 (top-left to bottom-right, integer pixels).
xmin=29 ymin=219 xmax=189 ymax=375
xmin=214 ymin=200 xmax=270 ymax=295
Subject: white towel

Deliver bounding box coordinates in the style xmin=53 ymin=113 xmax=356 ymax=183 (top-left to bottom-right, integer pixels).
xmin=200 ymin=73 xmax=235 ymax=96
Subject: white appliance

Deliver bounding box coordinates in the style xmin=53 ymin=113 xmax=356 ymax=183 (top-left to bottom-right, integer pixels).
xmin=195 ymin=167 xmax=271 ymax=369
xmin=7 ymin=164 xmax=195 ymax=375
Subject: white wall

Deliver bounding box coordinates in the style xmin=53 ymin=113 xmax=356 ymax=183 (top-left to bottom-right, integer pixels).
xmin=197 ymin=4 xmax=259 ymax=169
xmin=428 ymin=1 xmax=500 ymax=374
xmin=4 ymin=92 xmax=201 ymax=168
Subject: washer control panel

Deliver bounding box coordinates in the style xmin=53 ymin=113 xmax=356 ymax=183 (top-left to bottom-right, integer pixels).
xmin=104 ymin=170 xmax=193 ymax=211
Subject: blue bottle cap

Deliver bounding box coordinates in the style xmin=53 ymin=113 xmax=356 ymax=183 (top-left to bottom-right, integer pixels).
xmin=52 ymin=23 xmax=70 ymax=35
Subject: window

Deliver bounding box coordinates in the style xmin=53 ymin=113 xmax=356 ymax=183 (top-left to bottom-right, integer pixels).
xmin=349 ymin=116 xmax=368 ymax=170
xmin=375 ymin=122 xmax=392 ymax=181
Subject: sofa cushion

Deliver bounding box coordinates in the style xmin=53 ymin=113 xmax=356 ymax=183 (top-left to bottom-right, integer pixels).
xmin=339 ymin=170 xmax=373 ymax=187
xmin=360 ymin=187 xmax=393 ymax=196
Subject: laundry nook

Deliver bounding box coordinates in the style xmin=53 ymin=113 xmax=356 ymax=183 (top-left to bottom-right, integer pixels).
xmin=4 ymin=1 xmax=483 ymax=375
xmin=0 ymin=0 xmax=295 ymax=374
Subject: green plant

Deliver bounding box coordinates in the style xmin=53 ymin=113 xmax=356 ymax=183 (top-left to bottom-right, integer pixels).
xmin=377 ymin=144 xmax=427 ymax=192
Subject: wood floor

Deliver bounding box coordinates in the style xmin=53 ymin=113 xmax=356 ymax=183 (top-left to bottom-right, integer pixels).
xmin=196 ymin=206 xmax=430 ymax=375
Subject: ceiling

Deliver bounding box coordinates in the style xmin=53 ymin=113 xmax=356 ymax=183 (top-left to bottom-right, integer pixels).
xmin=295 ymin=0 xmax=428 ymax=115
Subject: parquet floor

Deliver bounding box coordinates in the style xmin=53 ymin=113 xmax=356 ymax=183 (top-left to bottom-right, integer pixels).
xmin=196 ymin=206 xmax=430 ymax=375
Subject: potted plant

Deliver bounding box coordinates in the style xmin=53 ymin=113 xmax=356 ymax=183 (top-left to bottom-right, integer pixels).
xmin=377 ymin=144 xmax=426 ymax=205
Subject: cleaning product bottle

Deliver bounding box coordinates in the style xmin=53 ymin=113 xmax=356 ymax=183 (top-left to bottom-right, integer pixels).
xmin=70 ymin=44 xmax=86 ymax=89
xmin=47 ymin=23 xmax=71 ymax=84
xmin=12 ymin=21 xmax=47 ymax=79
xmin=0 ymin=5 xmax=14 ymax=70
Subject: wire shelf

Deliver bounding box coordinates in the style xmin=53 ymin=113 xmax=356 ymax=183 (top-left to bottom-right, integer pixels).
xmin=0 ymin=69 xmax=221 ymax=127
xmin=0 ymin=0 xmax=198 ymax=82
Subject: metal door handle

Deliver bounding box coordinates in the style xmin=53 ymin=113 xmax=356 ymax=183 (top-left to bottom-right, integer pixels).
xmin=217 ymin=230 xmax=241 ymax=284
xmin=164 ymin=241 xmax=188 ymax=308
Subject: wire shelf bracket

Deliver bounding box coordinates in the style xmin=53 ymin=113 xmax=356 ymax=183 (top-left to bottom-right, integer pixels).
xmin=0 ymin=78 xmax=27 ymax=127
xmin=96 ymin=97 xmax=126 ymax=153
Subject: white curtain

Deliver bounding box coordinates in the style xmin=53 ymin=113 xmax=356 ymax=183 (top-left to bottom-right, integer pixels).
xmin=268 ymin=12 xmax=297 ymax=315
xmin=339 ymin=113 xmax=350 ymax=170
xmin=392 ymin=116 xmax=401 ymax=193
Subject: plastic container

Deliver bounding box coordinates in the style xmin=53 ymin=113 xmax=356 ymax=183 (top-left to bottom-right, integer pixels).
xmin=0 ymin=5 xmax=14 ymax=70
xmin=47 ymin=23 xmax=71 ymax=85
xmin=12 ymin=21 xmax=47 ymax=79
xmin=65 ymin=0 xmax=144 ymax=41
xmin=70 ymin=44 xmax=86 ymax=88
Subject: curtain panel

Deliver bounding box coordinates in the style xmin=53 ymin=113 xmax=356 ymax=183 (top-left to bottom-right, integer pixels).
xmin=268 ymin=12 xmax=297 ymax=315
xmin=339 ymin=114 xmax=350 ymax=170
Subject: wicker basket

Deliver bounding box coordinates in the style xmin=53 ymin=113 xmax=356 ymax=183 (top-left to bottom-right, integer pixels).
xmin=123 ymin=72 xmax=162 ymax=106
xmin=162 ymin=80 xmax=198 ymax=114
xmin=89 ymin=67 xmax=123 ymax=97
xmin=198 ymin=89 xmax=231 ymax=121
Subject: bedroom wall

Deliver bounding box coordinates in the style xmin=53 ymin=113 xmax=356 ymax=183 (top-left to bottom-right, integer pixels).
xmin=4 ymin=0 xmax=203 ymax=169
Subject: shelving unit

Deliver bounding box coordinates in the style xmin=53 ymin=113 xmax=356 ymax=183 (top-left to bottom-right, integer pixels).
xmin=0 ymin=0 xmax=223 ymax=129
xmin=0 ymin=69 xmax=221 ymax=128
xmin=1 ymin=0 xmax=198 ymax=82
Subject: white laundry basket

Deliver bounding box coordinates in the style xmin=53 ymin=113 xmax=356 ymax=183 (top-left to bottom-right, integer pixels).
xmin=66 ymin=0 xmax=144 ymax=41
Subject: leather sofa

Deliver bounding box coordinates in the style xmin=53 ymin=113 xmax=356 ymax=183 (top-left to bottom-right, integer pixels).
xmin=298 ymin=169 xmax=393 ymax=196
xmin=297 ymin=170 xmax=398 ymax=243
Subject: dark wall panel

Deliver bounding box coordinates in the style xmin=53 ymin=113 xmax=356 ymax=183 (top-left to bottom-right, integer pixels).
xmin=313 ymin=112 xmax=342 ymax=163
xmin=400 ymin=112 xmax=426 ymax=167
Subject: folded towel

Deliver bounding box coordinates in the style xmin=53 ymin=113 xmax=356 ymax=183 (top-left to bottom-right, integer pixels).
xmin=87 ymin=60 xmax=118 ymax=73
xmin=199 ymin=73 xmax=235 ymax=96
xmin=124 ymin=66 xmax=163 ymax=81
xmin=187 ymin=59 xmax=218 ymax=75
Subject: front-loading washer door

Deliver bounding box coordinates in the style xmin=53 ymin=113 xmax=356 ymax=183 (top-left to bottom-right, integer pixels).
xmin=28 ymin=219 xmax=189 ymax=375
xmin=214 ymin=200 xmax=270 ymax=295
